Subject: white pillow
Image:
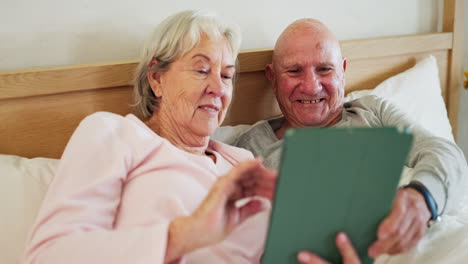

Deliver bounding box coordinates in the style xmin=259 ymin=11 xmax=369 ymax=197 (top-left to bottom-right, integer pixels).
xmin=0 ymin=154 xmax=59 ymax=264
xmin=345 ymin=56 xmax=454 ymax=142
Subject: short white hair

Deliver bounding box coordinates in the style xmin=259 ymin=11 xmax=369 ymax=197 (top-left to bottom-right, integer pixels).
xmin=133 ymin=10 xmax=241 ymax=120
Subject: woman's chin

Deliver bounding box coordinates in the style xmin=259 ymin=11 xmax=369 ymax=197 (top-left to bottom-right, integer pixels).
xmin=193 ymin=123 xmax=219 ymax=138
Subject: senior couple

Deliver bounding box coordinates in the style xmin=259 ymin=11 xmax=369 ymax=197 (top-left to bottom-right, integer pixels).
xmin=24 ymin=10 xmax=466 ymax=264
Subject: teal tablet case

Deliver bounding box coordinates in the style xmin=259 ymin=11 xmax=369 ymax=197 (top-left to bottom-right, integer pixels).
xmin=262 ymin=127 xmax=413 ymax=264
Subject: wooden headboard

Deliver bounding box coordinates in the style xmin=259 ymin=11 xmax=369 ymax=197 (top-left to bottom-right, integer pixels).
xmin=0 ymin=0 xmax=463 ymax=159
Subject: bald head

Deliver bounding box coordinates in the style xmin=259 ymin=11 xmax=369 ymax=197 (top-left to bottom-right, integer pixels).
xmin=265 ymin=18 xmax=347 ymax=132
xmin=273 ymin=18 xmax=342 ymax=64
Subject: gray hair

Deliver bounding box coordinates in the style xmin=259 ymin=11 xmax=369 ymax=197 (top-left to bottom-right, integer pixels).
xmin=133 ymin=10 xmax=241 ymax=120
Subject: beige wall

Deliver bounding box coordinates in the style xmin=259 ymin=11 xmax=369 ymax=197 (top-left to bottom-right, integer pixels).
xmin=0 ymin=0 xmax=439 ymax=70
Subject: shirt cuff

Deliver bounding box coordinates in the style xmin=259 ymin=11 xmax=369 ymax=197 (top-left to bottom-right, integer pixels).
xmin=412 ymin=171 xmax=447 ymax=215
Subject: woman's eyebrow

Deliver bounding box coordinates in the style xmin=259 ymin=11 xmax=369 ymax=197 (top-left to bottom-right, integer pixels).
xmin=225 ymin=65 xmax=236 ymax=71
xmin=192 ymin=53 xmax=211 ymax=62
xmin=192 ymin=53 xmax=235 ymax=69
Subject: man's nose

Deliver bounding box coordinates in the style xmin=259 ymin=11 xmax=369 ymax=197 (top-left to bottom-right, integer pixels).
xmin=301 ymin=70 xmax=322 ymax=94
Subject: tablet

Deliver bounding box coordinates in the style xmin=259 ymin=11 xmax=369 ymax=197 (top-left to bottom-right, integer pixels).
xmin=262 ymin=127 xmax=413 ymax=264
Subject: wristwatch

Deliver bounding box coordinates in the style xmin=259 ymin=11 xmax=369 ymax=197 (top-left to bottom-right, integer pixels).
xmin=403 ymin=182 xmax=442 ymax=227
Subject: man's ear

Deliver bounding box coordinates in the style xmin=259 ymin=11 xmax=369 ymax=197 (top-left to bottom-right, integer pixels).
xmin=341 ymin=57 xmax=347 ymax=88
xmin=265 ymin=63 xmax=275 ymax=84
xmin=147 ymin=58 xmax=163 ymax=97
xmin=265 ymin=64 xmax=278 ymax=93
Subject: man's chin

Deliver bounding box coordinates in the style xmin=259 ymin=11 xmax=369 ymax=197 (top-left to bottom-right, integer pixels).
xmin=290 ymin=118 xmax=325 ymax=128
xmin=302 ymin=121 xmax=326 ymax=128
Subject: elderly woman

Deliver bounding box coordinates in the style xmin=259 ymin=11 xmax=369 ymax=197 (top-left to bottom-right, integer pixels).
xmin=23 ymin=10 xmax=276 ymax=263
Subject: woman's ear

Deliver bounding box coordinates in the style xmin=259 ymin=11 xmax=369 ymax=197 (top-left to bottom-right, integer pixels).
xmin=147 ymin=58 xmax=163 ymax=97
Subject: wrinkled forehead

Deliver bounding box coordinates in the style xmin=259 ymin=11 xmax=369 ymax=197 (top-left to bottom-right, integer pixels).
xmin=274 ymin=33 xmax=342 ymax=68
xmin=179 ymin=35 xmax=236 ymax=69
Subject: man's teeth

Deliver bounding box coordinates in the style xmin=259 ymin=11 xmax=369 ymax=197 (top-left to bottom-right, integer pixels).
xmin=300 ymin=99 xmax=321 ymax=104
xmin=200 ymin=106 xmax=218 ymax=111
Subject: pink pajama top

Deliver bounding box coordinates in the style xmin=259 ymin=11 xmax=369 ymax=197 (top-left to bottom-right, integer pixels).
xmin=23 ymin=112 xmax=270 ymax=264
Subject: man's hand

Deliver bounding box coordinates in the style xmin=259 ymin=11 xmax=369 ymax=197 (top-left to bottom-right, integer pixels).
xmin=368 ymin=187 xmax=431 ymax=258
xmin=297 ymin=232 xmax=360 ymax=264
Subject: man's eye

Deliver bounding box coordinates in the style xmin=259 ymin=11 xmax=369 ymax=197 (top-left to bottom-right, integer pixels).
xmin=318 ymin=67 xmax=332 ymax=72
xmin=222 ymin=75 xmax=233 ymax=80
xmin=287 ymin=69 xmax=300 ymax=73
xmin=197 ymin=70 xmax=208 ymax=75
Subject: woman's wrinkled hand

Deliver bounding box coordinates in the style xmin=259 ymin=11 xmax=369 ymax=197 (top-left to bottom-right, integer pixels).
xmin=165 ymin=158 xmax=277 ymax=262
xmin=192 ymin=158 xmax=277 ymax=246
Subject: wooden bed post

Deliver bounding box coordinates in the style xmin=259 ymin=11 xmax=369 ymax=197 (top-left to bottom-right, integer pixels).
xmin=443 ymin=0 xmax=464 ymax=139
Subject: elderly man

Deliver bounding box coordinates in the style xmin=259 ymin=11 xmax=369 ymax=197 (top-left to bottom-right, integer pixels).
xmin=214 ymin=18 xmax=467 ymax=263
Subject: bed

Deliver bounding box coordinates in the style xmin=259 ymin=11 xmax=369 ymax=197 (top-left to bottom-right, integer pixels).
xmin=0 ymin=0 xmax=466 ymax=263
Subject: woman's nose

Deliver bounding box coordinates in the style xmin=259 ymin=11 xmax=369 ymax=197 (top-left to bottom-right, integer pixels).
xmin=207 ymin=73 xmax=227 ymax=96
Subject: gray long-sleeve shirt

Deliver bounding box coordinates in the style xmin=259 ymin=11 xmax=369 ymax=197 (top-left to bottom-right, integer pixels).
xmin=213 ymin=95 xmax=467 ymax=215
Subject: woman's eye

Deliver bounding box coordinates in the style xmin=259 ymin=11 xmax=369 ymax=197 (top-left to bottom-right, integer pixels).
xmin=222 ymin=75 xmax=233 ymax=80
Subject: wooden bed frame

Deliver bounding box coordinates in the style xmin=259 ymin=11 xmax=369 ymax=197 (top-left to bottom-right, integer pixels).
xmin=0 ymin=0 xmax=463 ymax=159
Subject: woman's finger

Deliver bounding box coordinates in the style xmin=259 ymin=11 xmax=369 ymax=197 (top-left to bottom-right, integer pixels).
xmin=233 ymin=160 xmax=277 ymax=199
xmin=238 ymin=199 xmax=267 ymax=222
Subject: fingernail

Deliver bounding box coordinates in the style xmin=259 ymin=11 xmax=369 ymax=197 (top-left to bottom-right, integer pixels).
xmin=337 ymin=232 xmax=348 ymax=243
xmin=298 ymin=251 xmax=311 ymax=262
